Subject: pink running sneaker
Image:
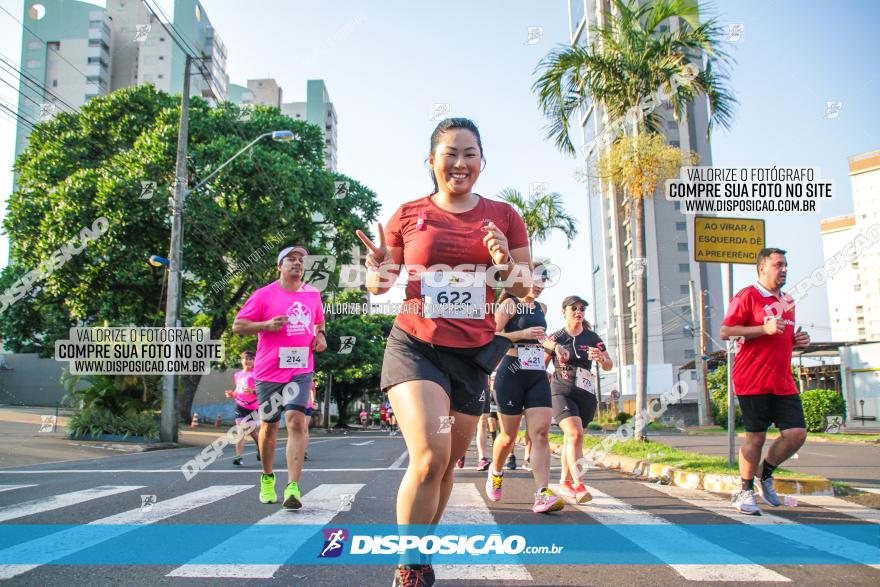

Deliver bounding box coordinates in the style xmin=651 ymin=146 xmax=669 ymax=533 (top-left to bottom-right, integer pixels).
xmin=455 ymin=456 xmax=465 ymax=469
xmin=532 ymin=488 xmax=564 ymax=514
xmin=485 ymin=469 xmax=503 ymax=501
xmin=575 ymin=482 xmax=593 ymax=504
xmin=557 ymin=480 xmax=577 ymax=500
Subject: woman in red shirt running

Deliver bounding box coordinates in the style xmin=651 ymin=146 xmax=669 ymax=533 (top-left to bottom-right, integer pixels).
xmin=357 ymin=118 xmax=530 ymax=587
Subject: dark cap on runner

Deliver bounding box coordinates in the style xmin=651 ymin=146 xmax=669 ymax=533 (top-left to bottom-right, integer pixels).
xmin=562 ymin=295 xmax=589 ymax=308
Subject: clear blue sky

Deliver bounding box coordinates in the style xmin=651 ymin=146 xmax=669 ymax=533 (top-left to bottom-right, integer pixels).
xmin=0 ymin=0 xmax=877 ymax=341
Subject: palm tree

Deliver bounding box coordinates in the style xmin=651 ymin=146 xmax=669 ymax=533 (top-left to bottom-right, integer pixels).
xmin=532 ymin=0 xmax=735 ymax=441
xmin=497 ymin=187 xmax=578 ymax=253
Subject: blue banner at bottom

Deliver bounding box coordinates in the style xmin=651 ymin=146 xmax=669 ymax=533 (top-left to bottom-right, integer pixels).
xmin=0 ymin=524 xmax=876 ymax=565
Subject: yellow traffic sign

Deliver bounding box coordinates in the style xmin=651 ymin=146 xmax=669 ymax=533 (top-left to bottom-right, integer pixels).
xmin=694 ymin=216 xmax=765 ymax=264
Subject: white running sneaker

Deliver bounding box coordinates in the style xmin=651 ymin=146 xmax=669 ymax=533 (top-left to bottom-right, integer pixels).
xmin=731 ymin=489 xmax=762 ymax=515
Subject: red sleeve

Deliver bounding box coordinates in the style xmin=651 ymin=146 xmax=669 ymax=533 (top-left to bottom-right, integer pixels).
xmin=506 ymin=205 xmax=529 ymax=251
xmin=235 ymin=289 xmax=264 ymax=321
xmin=722 ymin=289 xmax=752 ymax=327
xmin=384 ymin=206 xmax=404 ymax=248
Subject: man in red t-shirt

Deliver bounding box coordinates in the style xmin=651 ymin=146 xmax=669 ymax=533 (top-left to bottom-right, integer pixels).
xmin=721 ymin=248 xmax=810 ymax=515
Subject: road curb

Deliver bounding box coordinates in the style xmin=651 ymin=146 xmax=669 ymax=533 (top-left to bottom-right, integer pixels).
xmin=548 ymin=441 xmax=833 ymax=496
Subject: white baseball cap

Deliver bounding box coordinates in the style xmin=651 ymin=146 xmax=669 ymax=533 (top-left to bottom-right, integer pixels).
xmin=277 ymin=245 xmax=309 ymax=264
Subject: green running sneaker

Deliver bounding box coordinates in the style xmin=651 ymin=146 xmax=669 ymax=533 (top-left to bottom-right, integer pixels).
xmin=283 ymin=481 xmax=302 ymax=510
xmin=260 ymin=473 xmax=276 ymax=504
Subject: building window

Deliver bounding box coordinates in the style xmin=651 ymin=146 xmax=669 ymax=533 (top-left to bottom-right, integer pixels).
xmin=27 ymin=40 xmax=42 ymax=50
xmin=51 ymin=79 xmax=57 ymax=87
xmin=670 ymin=140 xmax=680 ymax=147
xmin=680 ymin=285 xmax=689 ymax=295
xmin=677 ymin=242 xmax=688 ymax=252
xmin=674 ymin=202 xmax=681 ymax=210
xmin=157 ymin=74 xmax=164 ymax=79
xmin=684 ymin=350 xmax=695 ymax=359
xmin=676 ymin=221 xmax=686 ymax=231
xmin=159 ymin=55 xmax=165 ymax=60
xmin=667 ymin=119 xmax=678 ymax=129
xmin=26 ymin=60 xmax=40 ymax=69
xmin=679 ymin=263 xmax=689 ymax=272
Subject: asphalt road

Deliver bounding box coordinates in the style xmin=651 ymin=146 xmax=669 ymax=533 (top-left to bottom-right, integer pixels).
xmin=650 ymin=431 xmax=880 ymax=489
xmin=0 ymin=432 xmax=877 ymax=586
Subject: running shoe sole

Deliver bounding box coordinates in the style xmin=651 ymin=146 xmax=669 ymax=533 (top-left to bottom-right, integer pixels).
xmin=282 ymin=494 xmax=302 ymax=510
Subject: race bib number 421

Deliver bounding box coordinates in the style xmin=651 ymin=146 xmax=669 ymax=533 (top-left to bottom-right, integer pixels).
xmin=421 ymin=271 xmax=486 ymax=319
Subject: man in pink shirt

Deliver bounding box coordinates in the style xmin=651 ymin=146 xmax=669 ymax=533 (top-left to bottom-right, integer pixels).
xmin=233 ymin=245 xmax=327 ymax=509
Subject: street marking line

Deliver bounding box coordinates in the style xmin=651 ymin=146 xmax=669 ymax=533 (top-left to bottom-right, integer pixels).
xmin=645 ymin=482 xmax=880 ymax=570
xmin=167 ymin=483 xmax=365 ymax=578
xmin=435 ymin=483 xmax=532 ymax=581
xmin=561 ymin=484 xmax=790 ymax=582
xmin=796 ymin=495 xmax=880 ymax=524
xmin=0 ymin=485 xmax=252 ymax=579
xmin=0 ymin=485 xmax=36 ymax=493
xmin=0 ymin=485 xmax=144 ymax=523
xmin=350 ymin=440 xmax=374 ymax=446
xmin=855 ymin=487 xmax=880 ymax=495
xmin=0 ymin=468 xmax=406 ymax=473
xmin=390 ymin=450 xmax=408 ymax=469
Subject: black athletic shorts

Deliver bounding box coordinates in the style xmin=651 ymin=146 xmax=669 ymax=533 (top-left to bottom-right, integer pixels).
xmin=380 ymin=326 xmax=489 ymax=417
xmin=494 ymin=355 xmax=552 ymax=415
xmin=234 ymin=404 xmax=258 ymax=423
xmin=551 ymin=382 xmax=597 ymax=426
xmin=738 ymin=393 xmax=806 ymax=433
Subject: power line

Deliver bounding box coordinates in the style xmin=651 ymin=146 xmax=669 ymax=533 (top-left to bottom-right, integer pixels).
xmin=0 ymin=101 xmax=35 ymax=131
xmin=0 ymin=5 xmax=94 ymax=83
xmin=0 ymin=53 xmax=79 ymax=115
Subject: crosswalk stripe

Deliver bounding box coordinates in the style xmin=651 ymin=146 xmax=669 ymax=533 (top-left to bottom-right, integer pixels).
xmin=435 ymin=483 xmax=532 ymax=581
xmin=645 ymin=482 xmax=880 ymax=571
xmin=0 ymin=485 xmax=36 ymax=494
xmin=559 ymin=484 xmax=791 ymax=582
xmin=167 ymin=483 xmax=365 ymax=578
xmin=0 ymin=485 xmax=251 ymax=580
xmin=0 ymin=485 xmax=144 ymax=523
xmin=796 ymin=495 xmax=880 ymax=524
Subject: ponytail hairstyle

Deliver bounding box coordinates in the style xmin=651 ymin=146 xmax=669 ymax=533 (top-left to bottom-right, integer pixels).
xmin=427 ymin=117 xmax=486 ymax=192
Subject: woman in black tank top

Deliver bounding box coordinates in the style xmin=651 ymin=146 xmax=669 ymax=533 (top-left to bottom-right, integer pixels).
xmin=485 ymin=270 xmax=565 ymax=514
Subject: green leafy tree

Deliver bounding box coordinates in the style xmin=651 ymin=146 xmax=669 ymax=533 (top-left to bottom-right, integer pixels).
xmin=533 ymin=0 xmax=735 ymax=440
xmin=496 ymin=188 xmax=578 ymax=251
xmin=707 ymin=364 xmax=741 ymax=428
xmin=2 ymin=84 xmax=379 ymax=421
xmin=314 ymin=289 xmax=395 ymax=427
xmin=801 ymin=389 xmax=846 ymax=433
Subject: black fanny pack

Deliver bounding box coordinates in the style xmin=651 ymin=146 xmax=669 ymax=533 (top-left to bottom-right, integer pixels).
xmin=472 ymin=336 xmax=513 ymax=374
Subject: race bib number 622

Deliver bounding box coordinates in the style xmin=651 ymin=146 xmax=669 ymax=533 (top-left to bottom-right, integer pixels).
xmin=421 ymin=271 xmax=486 ymax=319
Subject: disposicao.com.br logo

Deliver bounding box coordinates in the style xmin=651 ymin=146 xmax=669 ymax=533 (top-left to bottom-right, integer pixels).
xmin=321 ymin=529 xmax=562 ymax=557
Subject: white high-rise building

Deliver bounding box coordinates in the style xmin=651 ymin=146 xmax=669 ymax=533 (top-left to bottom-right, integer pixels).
xmin=821 ymin=150 xmax=880 ymax=342
xmin=568 ymin=0 xmax=725 ymax=419
xmin=14 ymin=0 xmax=228 ymax=161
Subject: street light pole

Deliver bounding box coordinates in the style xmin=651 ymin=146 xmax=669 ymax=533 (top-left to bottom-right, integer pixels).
xmin=159 ymin=54 xmax=296 ymax=442
xmin=161 ymin=55 xmax=191 ymax=443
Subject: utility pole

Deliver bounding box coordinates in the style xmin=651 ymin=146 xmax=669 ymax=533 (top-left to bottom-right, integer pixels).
xmin=689 ymin=280 xmax=707 ymax=426
xmin=324 ymin=374 xmax=333 ymax=431
xmin=699 ymin=288 xmax=711 ymax=423
xmin=161 ymin=55 xmax=191 ymax=444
